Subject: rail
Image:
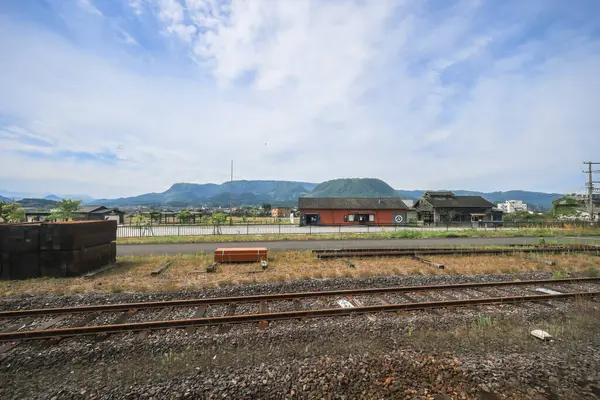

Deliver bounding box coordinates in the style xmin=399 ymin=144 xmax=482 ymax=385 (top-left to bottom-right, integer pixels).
xmin=3 ymin=277 xmax=598 ymax=318
xmin=1 ymin=277 xmax=599 ymax=342
xmin=2 ymin=291 xmax=598 ymax=342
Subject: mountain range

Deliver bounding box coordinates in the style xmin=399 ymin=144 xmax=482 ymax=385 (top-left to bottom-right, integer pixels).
xmin=0 ymin=190 xmax=95 ymax=203
xmin=2 ymin=178 xmax=565 ymax=209
xmin=92 ymin=180 xmax=318 ymax=207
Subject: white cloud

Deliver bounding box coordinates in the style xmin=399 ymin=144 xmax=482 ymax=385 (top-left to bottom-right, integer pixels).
xmin=129 ymin=0 xmax=145 ymax=16
xmin=157 ymin=0 xmax=197 ymax=42
xmin=77 ymin=0 xmax=103 ymax=16
xmin=1 ymin=0 xmax=599 ymax=197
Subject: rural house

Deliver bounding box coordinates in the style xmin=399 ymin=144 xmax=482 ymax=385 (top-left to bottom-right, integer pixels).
xmin=298 ymin=198 xmax=408 ymax=226
xmin=77 ymin=206 xmax=125 ymax=224
xmin=414 ymin=191 xmax=501 ymax=225
xmin=271 ymin=207 xmax=293 ymax=218
xmin=25 ymin=206 xmax=125 ymax=224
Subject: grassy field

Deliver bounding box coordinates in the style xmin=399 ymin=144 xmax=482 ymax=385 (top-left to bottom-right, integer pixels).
xmin=117 ymin=227 xmax=600 ymax=245
xmin=1 ymin=251 xmax=598 ymax=297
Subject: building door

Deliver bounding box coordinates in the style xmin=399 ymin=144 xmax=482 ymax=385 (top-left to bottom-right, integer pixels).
xmin=305 ymin=213 xmax=320 ymax=225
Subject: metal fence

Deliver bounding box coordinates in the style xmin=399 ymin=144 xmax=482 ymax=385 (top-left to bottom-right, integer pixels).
xmin=116 ymin=220 xmax=600 ymax=238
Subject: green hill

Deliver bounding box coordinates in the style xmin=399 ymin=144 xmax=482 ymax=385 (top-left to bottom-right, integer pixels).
xmin=305 ymin=178 xmax=398 ymax=198
xmin=93 ymin=180 xmax=317 ymax=207
xmin=18 ymin=198 xmax=59 ymax=209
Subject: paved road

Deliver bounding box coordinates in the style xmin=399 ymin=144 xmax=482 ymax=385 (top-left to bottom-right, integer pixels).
xmin=117 ymin=236 xmax=600 ymax=256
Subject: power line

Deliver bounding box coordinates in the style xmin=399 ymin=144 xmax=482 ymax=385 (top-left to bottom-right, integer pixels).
xmin=582 ymin=161 xmax=600 ymax=221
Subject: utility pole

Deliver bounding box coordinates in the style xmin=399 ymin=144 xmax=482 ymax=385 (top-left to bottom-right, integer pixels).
xmin=582 ymin=161 xmax=600 ymax=221
xmin=229 ymin=160 xmax=233 ymax=225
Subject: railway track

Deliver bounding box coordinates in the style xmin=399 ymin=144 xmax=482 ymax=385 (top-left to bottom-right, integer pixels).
xmin=313 ymin=244 xmax=600 ymax=258
xmin=1 ymin=277 xmax=599 ymax=343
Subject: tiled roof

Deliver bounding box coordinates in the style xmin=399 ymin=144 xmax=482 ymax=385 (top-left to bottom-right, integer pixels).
xmin=425 ymin=196 xmax=494 ymax=208
xmin=298 ymin=197 xmax=407 ymax=210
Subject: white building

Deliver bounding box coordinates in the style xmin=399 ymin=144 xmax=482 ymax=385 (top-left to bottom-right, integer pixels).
xmin=497 ymin=200 xmax=528 ymax=214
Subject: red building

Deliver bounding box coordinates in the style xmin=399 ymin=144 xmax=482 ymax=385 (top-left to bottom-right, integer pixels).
xmin=298 ymin=198 xmax=409 ymax=226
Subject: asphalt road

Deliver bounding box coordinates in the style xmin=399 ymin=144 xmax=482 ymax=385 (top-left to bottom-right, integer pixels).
xmin=117 ymin=236 xmax=600 ymax=256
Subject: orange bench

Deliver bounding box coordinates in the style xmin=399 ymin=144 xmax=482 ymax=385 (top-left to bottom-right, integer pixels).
xmin=214 ymin=247 xmax=268 ymax=263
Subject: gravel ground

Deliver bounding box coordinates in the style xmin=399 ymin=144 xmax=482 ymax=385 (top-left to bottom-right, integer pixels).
xmin=1 ymin=271 xmax=600 ymax=399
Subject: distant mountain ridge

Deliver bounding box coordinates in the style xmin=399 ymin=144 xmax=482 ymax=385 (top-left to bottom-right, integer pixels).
xmin=93 ymin=180 xmax=318 ymax=207
xmin=0 ymin=189 xmax=95 ymax=202
xmin=3 ymin=179 xmax=565 ymax=209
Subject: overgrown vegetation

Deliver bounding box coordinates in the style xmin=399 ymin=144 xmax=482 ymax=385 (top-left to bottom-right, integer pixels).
xmin=504 ymin=211 xmax=547 ymax=222
xmin=473 ymin=315 xmax=494 ymax=328
xmin=552 ymin=270 xmax=568 ymax=280
xmin=46 ymin=199 xmax=83 ymax=221
xmin=0 ymin=201 xmax=25 ymax=223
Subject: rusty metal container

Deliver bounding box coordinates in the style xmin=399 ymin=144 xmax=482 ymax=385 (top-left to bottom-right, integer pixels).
xmin=39 ymin=220 xmax=117 ymax=250
xmin=214 ymin=247 xmax=268 ymax=263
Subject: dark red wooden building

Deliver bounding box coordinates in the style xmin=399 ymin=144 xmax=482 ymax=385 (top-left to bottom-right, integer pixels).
xmin=298 ymin=198 xmax=409 ymax=226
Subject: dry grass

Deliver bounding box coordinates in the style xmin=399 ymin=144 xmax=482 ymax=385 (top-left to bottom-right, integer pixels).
xmin=0 ymin=252 xmax=598 ymax=297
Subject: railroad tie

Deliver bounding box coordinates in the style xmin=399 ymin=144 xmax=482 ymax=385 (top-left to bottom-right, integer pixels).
xmin=347 ymin=296 xmax=375 ymax=322
xmin=151 ymin=261 xmax=173 ymax=276
xmin=218 ymin=303 xmax=237 ymax=333
xmin=48 ymin=313 xmax=98 ymax=345
xmin=96 ymin=309 xmax=138 ymax=342
xmin=293 ymin=299 xmax=304 ymax=321
xmin=258 ymin=301 xmax=269 ymax=330
xmin=0 ymin=316 xmax=55 ymax=359
xmin=137 ymin=308 xmax=172 ymax=340
xmin=185 ymin=306 xmax=208 ymax=335
xmin=413 ymin=255 xmax=445 ymax=269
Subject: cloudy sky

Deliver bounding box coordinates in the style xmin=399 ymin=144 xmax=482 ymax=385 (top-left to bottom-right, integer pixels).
xmin=1 ymin=0 xmax=599 ymax=198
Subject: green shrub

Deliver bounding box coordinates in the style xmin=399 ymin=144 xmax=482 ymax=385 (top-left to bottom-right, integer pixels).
xmin=552 ymin=271 xmax=567 ymax=280
xmin=473 ymin=315 xmax=493 ymax=328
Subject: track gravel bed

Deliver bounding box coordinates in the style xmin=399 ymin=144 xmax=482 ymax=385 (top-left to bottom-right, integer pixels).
xmin=2 ymin=271 xmax=600 ymax=399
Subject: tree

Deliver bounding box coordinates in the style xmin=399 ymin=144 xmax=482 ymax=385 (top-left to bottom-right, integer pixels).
xmin=132 ymin=214 xmax=144 ymax=226
xmin=149 ymin=211 xmax=162 ymax=224
xmin=504 ymin=210 xmax=546 ymax=223
xmin=178 ymin=210 xmax=192 ymax=224
xmin=46 ymin=199 xmax=82 ymax=221
xmin=439 ymin=210 xmax=460 ymax=230
xmin=0 ymin=202 xmax=25 ymax=223
xmin=210 ymin=212 xmax=228 ymax=234
xmin=262 ymin=203 xmax=272 ymax=213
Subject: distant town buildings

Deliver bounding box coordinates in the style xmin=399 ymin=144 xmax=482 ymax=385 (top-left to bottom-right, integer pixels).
xmin=497 ymin=200 xmax=528 ymax=214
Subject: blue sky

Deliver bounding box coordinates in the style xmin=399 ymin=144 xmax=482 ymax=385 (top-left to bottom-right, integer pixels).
xmin=1 ymin=0 xmax=599 ymax=198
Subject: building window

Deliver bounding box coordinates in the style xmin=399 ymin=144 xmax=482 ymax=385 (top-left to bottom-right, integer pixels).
xmin=344 ymin=215 xmax=348 ymax=222
xmin=348 ymin=214 xmax=354 ymax=222
xmin=369 ymin=214 xmax=375 ymax=222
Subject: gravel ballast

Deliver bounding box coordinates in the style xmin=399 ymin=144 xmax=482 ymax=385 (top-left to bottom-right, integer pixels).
xmin=1 ymin=271 xmax=600 ymax=399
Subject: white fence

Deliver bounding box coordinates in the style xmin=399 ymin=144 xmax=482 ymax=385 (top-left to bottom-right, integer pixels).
xmin=117 ymin=224 xmax=516 ymax=238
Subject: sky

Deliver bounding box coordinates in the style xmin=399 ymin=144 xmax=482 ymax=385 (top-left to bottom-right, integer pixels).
xmin=1 ymin=0 xmax=599 ymax=198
